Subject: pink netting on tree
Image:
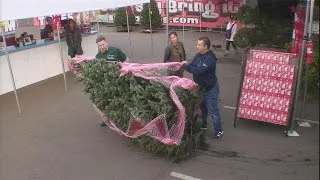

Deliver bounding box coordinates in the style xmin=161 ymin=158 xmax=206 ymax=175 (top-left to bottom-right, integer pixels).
xmin=67 ymin=56 xmax=198 ymax=145
xmin=67 ymin=55 xmax=94 ymax=74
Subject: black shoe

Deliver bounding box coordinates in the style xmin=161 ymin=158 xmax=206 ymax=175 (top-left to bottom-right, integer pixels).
xmin=100 ymin=122 xmax=107 ymax=127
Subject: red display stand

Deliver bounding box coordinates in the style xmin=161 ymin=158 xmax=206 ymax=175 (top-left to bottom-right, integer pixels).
xmin=234 ymin=49 xmax=297 ymax=126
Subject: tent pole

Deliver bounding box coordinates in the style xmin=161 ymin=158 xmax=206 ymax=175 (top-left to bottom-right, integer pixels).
xmin=166 ymin=0 xmax=169 ymax=47
xmin=1 ymin=28 xmax=22 ymax=114
xmin=148 ymin=2 xmax=154 ymax=56
xmin=126 ymin=7 xmax=133 ymax=61
xmin=97 ymin=21 xmax=100 ymax=36
xmin=57 ymin=22 xmax=68 ymax=92
xmin=300 ymin=0 xmax=315 ymax=121
xmin=200 ymin=0 xmax=202 ymax=33
xmin=288 ymin=0 xmax=311 ymax=136
xmin=182 ymin=0 xmax=185 ymax=43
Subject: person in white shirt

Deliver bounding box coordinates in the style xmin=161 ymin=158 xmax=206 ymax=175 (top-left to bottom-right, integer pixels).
xmin=224 ymin=16 xmax=237 ymax=56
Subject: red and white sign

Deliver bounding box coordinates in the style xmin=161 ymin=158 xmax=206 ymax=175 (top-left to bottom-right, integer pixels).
xmin=93 ymin=0 xmax=246 ymax=28
xmin=237 ymin=50 xmax=296 ymax=126
xmin=135 ymin=0 xmax=245 ymax=27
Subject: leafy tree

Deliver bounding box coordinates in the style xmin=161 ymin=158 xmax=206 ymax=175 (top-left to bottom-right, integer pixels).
xmin=140 ymin=0 xmax=162 ymax=29
xmin=235 ymin=5 xmax=292 ymax=48
xmin=114 ymin=7 xmax=136 ymax=27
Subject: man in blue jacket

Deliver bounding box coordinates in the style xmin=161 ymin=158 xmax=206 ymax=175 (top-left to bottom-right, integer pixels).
xmin=183 ymin=36 xmax=223 ymax=138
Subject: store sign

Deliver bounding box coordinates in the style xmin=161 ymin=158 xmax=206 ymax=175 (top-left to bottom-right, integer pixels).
xmin=2 ymin=14 xmax=74 ymax=32
xmin=89 ymin=0 xmax=245 ymax=27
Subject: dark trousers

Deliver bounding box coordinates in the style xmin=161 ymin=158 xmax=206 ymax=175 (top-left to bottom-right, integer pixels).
xmin=226 ymin=40 xmax=237 ymax=51
xmin=201 ymin=82 xmax=222 ymax=133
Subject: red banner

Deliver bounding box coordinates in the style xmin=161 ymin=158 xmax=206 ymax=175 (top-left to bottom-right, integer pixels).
xmin=2 ymin=0 xmax=246 ymax=32
xmin=291 ymin=5 xmax=305 ymax=55
xmin=131 ymin=0 xmax=245 ymax=28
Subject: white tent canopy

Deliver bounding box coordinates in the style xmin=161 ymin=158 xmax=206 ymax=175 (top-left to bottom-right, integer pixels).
xmin=0 ymin=0 xmax=149 ymax=21
xmin=0 ymin=0 xmax=151 ymax=114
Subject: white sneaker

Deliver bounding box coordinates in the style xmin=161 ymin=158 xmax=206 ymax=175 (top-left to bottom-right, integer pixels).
xmin=214 ymin=131 xmax=224 ymax=138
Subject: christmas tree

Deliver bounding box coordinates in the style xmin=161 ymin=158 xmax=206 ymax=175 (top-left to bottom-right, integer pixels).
xmin=82 ymin=60 xmax=204 ymax=162
xmin=140 ymin=0 xmax=162 ymax=29
xmin=114 ymin=7 xmax=136 ymax=30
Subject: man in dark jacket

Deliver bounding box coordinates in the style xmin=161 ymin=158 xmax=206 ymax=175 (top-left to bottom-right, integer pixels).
xmin=43 ymin=17 xmax=53 ymax=39
xmin=65 ymin=19 xmax=83 ymax=58
xmin=184 ymin=36 xmax=223 ymax=138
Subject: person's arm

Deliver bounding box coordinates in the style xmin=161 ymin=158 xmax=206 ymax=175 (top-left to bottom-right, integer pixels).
xmin=76 ymin=29 xmax=82 ymax=48
xmin=118 ymin=49 xmax=127 ymax=62
xmin=43 ymin=26 xmax=49 ymax=39
xmin=78 ymin=28 xmax=82 ymax=43
xmin=231 ymin=24 xmax=237 ymax=39
xmin=95 ymin=52 xmax=100 ymax=59
xmin=184 ymin=56 xmax=195 ymax=73
xmin=163 ymin=46 xmax=171 ymax=63
xmin=185 ymin=54 xmax=216 ymax=75
xmin=181 ymin=43 xmax=186 ymax=60
xmin=65 ymin=31 xmax=71 ymax=47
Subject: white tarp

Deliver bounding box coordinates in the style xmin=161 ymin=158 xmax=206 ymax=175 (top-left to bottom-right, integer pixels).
xmin=0 ymin=0 xmax=149 ymax=21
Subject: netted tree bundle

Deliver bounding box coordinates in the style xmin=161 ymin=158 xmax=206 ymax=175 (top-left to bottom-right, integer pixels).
xmin=82 ymin=60 xmax=203 ymax=162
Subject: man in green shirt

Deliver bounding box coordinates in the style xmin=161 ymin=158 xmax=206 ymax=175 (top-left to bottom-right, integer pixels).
xmin=95 ymin=35 xmax=127 ymax=62
xmin=96 ymin=35 xmax=127 ymax=127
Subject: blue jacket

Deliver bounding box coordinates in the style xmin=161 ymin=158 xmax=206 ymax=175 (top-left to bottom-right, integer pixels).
xmin=185 ymin=50 xmax=217 ymax=89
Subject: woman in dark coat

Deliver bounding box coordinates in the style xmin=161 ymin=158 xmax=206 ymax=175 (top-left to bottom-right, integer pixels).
xmin=164 ymin=31 xmax=186 ymax=77
xmin=65 ymin=19 xmax=83 ymax=58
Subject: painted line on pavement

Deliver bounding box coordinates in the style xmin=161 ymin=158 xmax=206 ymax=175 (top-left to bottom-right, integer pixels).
xmin=297 ymin=121 xmax=312 ymax=127
xmin=295 ymin=118 xmax=319 ymax=125
xmin=223 ymin=106 xmax=319 ymax=125
xmin=170 ymin=172 xmax=202 ymax=180
xmin=223 ymin=105 xmax=236 ymax=110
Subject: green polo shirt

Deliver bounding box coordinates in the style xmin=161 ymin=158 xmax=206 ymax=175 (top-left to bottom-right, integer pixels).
xmin=95 ymin=46 xmax=127 ymax=62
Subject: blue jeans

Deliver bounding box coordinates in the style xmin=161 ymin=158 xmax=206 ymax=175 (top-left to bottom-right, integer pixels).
xmin=201 ymin=82 xmax=222 ymax=133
